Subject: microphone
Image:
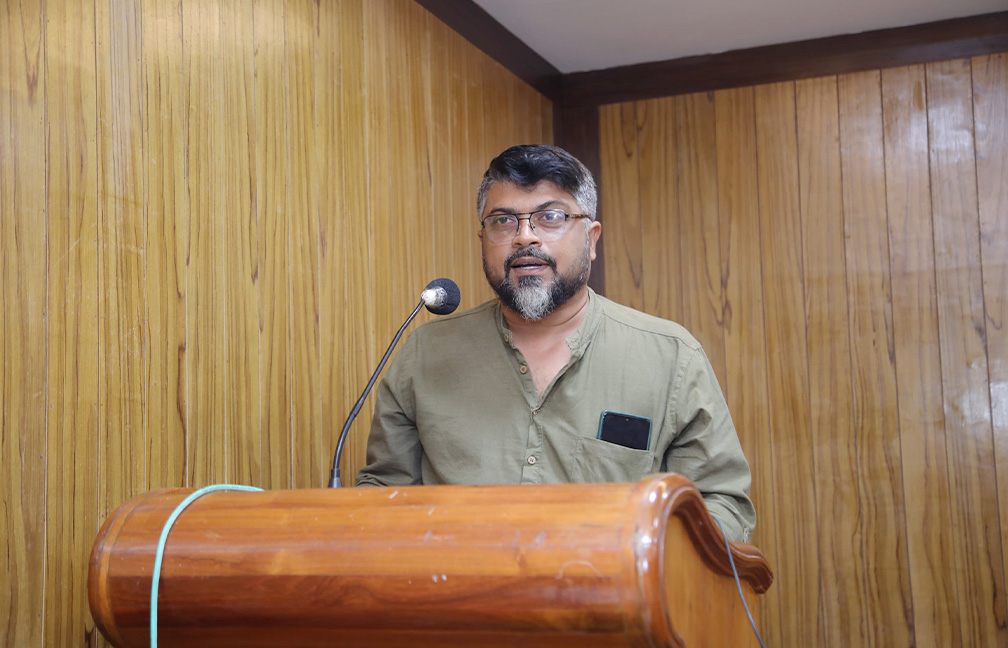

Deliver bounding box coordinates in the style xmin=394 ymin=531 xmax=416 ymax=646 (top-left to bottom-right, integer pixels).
xmin=328 ymin=278 xmax=461 ymax=488
xmin=421 ymin=277 xmax=461 ymax=315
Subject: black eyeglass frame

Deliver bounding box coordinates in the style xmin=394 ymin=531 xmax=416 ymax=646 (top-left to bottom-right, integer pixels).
xmin=479 ymin=209 xmax=593 ymax=242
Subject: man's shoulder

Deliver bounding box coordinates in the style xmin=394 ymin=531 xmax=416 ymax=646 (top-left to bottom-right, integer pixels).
xmin=594 ymin=293 xmax=702 ymax=351
xmin=412 ymin=297 xmax=498 ymax=339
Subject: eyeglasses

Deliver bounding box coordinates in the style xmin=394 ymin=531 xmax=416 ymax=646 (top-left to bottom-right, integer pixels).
xmin=480 ymin=209 xmax=592 ymax=244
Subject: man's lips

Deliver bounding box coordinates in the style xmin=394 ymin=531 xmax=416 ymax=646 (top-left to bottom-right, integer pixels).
xmin=503 ymin=248 xmax=556 ymax=277
xmin=510 ymin=257 xmax=549 ymax=269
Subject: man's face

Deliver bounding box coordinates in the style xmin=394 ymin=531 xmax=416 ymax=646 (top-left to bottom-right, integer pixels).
xmin=479 ymin=181 xmax=601 ymax=321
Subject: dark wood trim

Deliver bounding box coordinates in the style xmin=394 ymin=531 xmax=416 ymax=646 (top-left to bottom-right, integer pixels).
xmin=554 ymin=104 xmax=605 ymax=295
xmin=414 ymin=0 xmax=562 ymax=101
xmin=560 ymin=11 xmax=1008 ymax=106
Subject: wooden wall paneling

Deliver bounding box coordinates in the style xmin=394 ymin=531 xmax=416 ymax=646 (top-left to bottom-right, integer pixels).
xmin=362 ymin=0 xmax=393 ymax=333
xmin=795 ymin=75 xmax=867 ymax=645
xmin=143 ymin=0 xmax=187 ymax=491
xmin=753 ymin=81 xmax=819 ymax=647
xmin=220 ymin=0 xmax=261 ymax=487
xmin=43 ymin=0 xmax=101 ymax=644
xmin=926 ymin=58 xmax=1008 ymax=645
xmin=481 ymin=58 xmax=512 ymax=175
xmin=364 ymin=0 xmax=395 ymax=445
xmin=636 ymin=97 xmax=680 ymax=322
xmin=973 ymin=52 xmax=1008 ymax=610
xmin=317 ymin=0 xmax=348 ymax=487
xmin=553 ymin=103 xmax=604 ymax=294
xmin=598 ymin=103 xmax=643 ymax=308
xmin=438 ymin=24 xmax=478 ymax=309
xmin=455 ymin=31 xmax=486 ymax=304
xmin=541 ymin=92 xmax=553 ymax=142
xmin=522 ymin=74 xmax=544 ymax=143
xmin=388 ymin=1 xmax=435 ymax=327
xmin=254 ymin=0 xmax=293 ymax=489
xmin=338 ymin=0 xmax=373 ymax=481
xmin=184 ymin=0 xmax=227 ymax=487
xmin=837 ymin=70 xmax=914 ymax=646
xmin=673 ymin=92 xmax=727 ymax=382
xmin=502 ymin=66 xmax=522 ymax=145
xmin=0 ymin=0 xmax=46 ymax=643
xmin=97 ymin=0 xmax=146 ymax=519
xmin=285 ymin=0 xmax=322 ymax=489
xmin=714 ymin=86 xmax=780 ymax=643
xmin=523 ymin=71 xmax=545 ymax=143
xmin=464 ymin=40 xmax=490 ymax=307
xmin=881 ymin=64 xmax=960 ymax=646
xmin=428 ymin=19 xmax=457 ymax=290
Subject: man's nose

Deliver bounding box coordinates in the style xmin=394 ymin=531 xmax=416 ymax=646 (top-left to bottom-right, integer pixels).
xmin=513 ymin=217 xmax=542 ymax=247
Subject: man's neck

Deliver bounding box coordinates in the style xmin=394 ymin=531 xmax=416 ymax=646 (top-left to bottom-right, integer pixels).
xmin=501 ymin=287 xmax=591 ymax=342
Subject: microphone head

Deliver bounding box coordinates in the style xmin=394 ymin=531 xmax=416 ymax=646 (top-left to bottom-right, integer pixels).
xmin=421 ymin=278 xmax=461 ymax=315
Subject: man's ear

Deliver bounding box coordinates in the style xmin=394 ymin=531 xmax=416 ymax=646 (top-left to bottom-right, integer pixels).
xmin=588 ymin=220 xmax=601 ymax=260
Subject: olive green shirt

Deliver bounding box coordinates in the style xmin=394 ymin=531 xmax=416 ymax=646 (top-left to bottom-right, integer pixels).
xmin=356 ymin=289 xmax=756 ymax=542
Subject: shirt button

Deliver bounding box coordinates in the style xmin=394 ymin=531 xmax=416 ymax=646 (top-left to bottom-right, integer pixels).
xmin=519 ymin=365 xmax=528 ymax=374
xmin=527 ymin=455 xmax=537 ymax=465
xmin=532 ymin=408 xmax=539 ymax=416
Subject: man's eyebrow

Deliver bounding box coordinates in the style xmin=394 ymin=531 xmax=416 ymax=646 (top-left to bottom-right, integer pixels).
xmin=488 ymin=199 xmax=570 ymax=214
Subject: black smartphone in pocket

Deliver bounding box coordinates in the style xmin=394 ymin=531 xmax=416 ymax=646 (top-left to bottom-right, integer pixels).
xmin=597 ymin=411 xmax=652 ymax=451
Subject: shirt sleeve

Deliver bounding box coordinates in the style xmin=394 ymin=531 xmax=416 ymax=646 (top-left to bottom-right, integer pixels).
xmin=663 ymin=346 xmax=757 ymax=543
xmin=354 ymin=335 xmax=424 ymax=487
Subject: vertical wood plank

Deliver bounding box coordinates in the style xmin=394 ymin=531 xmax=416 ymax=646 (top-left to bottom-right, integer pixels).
xmin=598 ymin=102 xmax=642 ymax=306
xmin=881 ymin=64 xmax=960 ymax=647
xmin=714 ymin=85 xmax=780 ymax=644
xmin=44 ymin=0 xmax=101 ymax=644
xmin=220 ymin=0 xmax=261 ymax=487
xmin=96 ymin=0 xmax=146 ymax=519
xmin=637 ymin=97 xmax=680 ymax=322
xmin=254 ymin=0 xmax=292 ymax=490
xmin=973 ymin=52 xmax=1008 ymax=615
xmin=674 ymin=92 xmax=726 ymax=381
xmin=364 ymin=0 xmax=394 ymax=364
xmin=464 ymin=38 xmax=490 ymax=307
xmin=522 ymin=80 xmax=545 ymax=144
xmin=337 ymin=0 xmax=372 ymax=480
xmin=838 ymin=70 xmax=914 ymax=646
xmin=428 ymin=17 xmax=455 ymax=285
xmin=430 ymin=23 xmax=475 ymax=308
xmin=184 ymin=0 xmax=226 ymax=487
xmin=796 ymin=75 xmax=867 ymax=646
xmin=316 ymin=0 xmax=348 ymax=486
xmin=387 ymin=1 xmax=434 ymax=324
xmin=541 ymin=93 xmax=553 ymax=143
xmin=286 ymin=0 xmax=322 ymax=489
xmin=143 ymin=0 xmax=187 ymax=491
xmin=754 ymin=80 xmax=819 ymax=648
xmin=1 ymin=0 xmax=47 ymax=644
xmin=481 ymin=56 xmax=511 ymax=166
xmin=927 ymin=57 xmax=1007 ymax=646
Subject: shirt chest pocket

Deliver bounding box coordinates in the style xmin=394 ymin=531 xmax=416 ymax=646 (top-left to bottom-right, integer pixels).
xmin=572 ymin=436 xmax=656 ymax=483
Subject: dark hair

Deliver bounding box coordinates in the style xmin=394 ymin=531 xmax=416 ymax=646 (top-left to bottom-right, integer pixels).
xmin=476 ymin=145 xmax=597 ymax=218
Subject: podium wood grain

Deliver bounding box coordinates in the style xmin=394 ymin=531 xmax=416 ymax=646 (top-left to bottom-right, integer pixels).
xmin=89 ymin=475 xmax=771 ymax=648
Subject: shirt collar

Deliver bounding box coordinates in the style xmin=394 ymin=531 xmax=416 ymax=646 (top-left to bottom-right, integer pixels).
xmin=493 ymin=287 xmax=602 ymax=355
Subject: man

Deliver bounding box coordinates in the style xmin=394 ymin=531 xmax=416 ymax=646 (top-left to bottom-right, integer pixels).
xmin=356 ymin=144 xmax=756 ymax=542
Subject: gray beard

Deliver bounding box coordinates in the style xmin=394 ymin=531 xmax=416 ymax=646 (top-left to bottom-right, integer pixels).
xmin=484 ymin=242 xmax=591 ymax=321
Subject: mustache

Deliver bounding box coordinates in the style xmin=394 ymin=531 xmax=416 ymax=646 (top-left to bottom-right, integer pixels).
xmin=504 ymin=247 xmax=556 ymax=271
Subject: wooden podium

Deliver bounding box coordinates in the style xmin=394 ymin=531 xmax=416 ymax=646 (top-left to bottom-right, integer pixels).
xmin=89 ymin=474 xmax=772 ymax=647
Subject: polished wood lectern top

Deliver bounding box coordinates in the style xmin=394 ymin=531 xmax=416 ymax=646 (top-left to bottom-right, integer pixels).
xmin=89 ymin=474 xmax=772 ymax=647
